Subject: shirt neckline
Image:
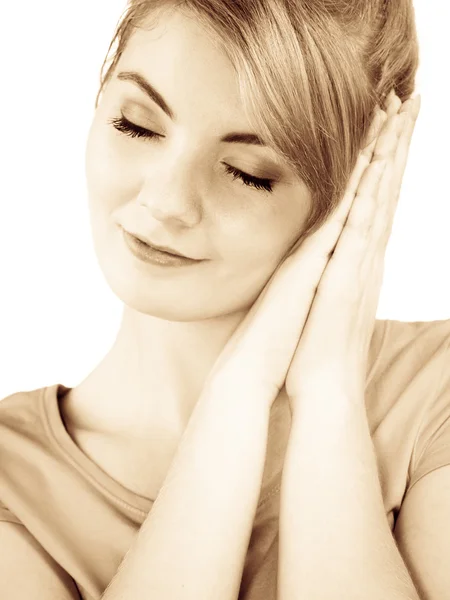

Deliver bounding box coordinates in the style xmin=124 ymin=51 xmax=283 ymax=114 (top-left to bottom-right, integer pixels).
xmin=38 ymin=322 xmax=388 ymax=520
xmin=41 ymin=383 xmax=153 ymax=517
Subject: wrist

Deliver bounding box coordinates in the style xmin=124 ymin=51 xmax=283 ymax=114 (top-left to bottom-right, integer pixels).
xmin=288 ymin=379 xmax=364 ymax=422
xmin=203 ymin=372 xmax=275 ymax=418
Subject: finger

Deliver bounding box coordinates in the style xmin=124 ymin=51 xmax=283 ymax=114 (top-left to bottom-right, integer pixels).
xmin=285 ymin=107 xmax=388 ymax=262
xmin=323 ymin=111 xmax=402 ymax=275
xmin=320 ymin=108 xmax=387 ymax=232
xmin=391 ymin=99 xmax=420 ymax=197
xmin=231 ymin=112 xmax=392 ymax=383
xmin=339 ymin=158 xmax=387 ymax=242
xmin=364 ymin=98 xmax=419 ymax=279
xmin=372 ymin=111 xmax=403 ymax=164
xmin=344 ymin=112 xmax=401 ymax=233
xmin=384 ymin=89 xmax=402 ymax=117
xmin=380 ymin=94 xmax=419 ymax=202
xmin=376 ymin=97 xmax=420 ymax=241
xmin=362 ymin=113 xmax=405 ymax=240
xmin=377 ymin=98 xmax=419 ymax=216
xmin=310 ymin=163 xmax=386 ymax=306
xmin=390 ymin=115 xmax=416 ymax=202
xmin=363 ymin=106 xmax=388 ymax=148
xmin=395 ymin=96 xmax=421 ymax=181
xmin=400 ymin=94 xmax=421 ymax=120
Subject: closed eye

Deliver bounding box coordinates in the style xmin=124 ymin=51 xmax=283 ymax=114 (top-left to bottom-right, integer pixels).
xmin=109 ymin=114 xmax=162 ymax=140
xmin=108 ymin=115 xmax=275 ymax=193
xmin=222 ymin=163 xmax=275 ymax=193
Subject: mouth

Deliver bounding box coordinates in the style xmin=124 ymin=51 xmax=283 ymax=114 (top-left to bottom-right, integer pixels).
xmin=122 ymin=228 xmax=197 ymax=260
xmin=120 ymin=226 xmax=204 ymax=267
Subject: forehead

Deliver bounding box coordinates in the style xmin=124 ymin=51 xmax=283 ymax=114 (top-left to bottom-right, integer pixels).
xmin=115 ymin=8 xmax=251 ymax=129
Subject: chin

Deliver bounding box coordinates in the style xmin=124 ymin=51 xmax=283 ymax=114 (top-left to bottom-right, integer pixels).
xmin=109 ymin=278 xmax=256 ymax=322
xmin=96 ymin=252 xmax=255 ymax=323
xmin=90 ymin=221 xmax=267 ymax=322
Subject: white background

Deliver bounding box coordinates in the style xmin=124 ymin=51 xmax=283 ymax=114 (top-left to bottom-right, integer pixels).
xmin=0 ymin=0 xmax=448 ymax=400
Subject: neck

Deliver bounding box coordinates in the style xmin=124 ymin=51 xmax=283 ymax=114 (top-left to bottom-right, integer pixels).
xmin=68 ymin=304 xmax=247 ymax=439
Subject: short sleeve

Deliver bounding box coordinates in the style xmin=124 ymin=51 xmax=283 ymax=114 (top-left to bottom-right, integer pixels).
xmin=408 ymin=332 xmax=450 ymax=491
xmin=0 ymin=503 xmax=82 ymax=599
xmin=0 ymin=501 xmax=21 ymax=524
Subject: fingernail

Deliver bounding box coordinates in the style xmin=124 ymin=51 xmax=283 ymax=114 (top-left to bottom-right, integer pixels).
xmin=387 ymin=89 xmax=396 ymax=102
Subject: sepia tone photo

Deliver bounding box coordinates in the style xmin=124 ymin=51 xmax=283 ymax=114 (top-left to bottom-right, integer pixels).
xmin=0 ymin=1 xmax=449 ymax=599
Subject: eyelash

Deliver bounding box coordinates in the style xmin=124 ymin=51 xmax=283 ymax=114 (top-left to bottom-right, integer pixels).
xmin=108 ymin=114 xmax=275 ymax=193
xmin=221 ymin=164 xmax=274 ymax=193
xmin=109 ymin=114 xmax=161 ymax=141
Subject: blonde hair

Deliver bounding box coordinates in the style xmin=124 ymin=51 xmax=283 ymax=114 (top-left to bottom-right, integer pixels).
xmin=95 ymin=0 xmax=419 ymax=239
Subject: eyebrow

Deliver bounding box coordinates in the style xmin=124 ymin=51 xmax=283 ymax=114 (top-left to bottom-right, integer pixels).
xmin=117 ymin=71 xmax=175 ymax=119
xmin=116 ymin=70 xmax=266 ymax=147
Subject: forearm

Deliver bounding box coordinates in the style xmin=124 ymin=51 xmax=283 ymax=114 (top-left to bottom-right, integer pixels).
xmin=278 ymin=390 xmax=420 ymax=600
xmin=102 ymin=383 xmax=271 ymax=600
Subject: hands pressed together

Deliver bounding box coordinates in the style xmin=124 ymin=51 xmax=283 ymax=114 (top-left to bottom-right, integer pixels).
xmin=207 ymin=89 xmax=421 ymax=415
xmin=112 ymin=91 xmax=422 ymax=600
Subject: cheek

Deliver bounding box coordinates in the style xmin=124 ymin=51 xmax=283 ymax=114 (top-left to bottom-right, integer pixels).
xmin=208 ymin=207 xmax=304 ymax=311
xmin=215 ymin=199 xmax=308 ymax=277
xmin=85 ymin=119 xmax=141 ymax=212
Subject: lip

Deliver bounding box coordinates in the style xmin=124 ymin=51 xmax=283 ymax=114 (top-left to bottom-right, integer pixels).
xmin=121 ymin=228 xmax=203 ymax=267
xmin=123 ymin=229 xmax=193 ymax=259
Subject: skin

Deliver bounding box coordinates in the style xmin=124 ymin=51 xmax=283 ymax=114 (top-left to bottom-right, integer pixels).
xmin=203 ymin=90 xmax=420 ymax=414
xmin=286 ymin=96 xmax=420 ymax=403
xmin=276 ymin=96 xmax=423 ymax=600
xmin=63 ymin=5 xmax=419 ymax=518
xmin=62 ymin=7 xmax=311 ymax=497
xmin=100 ymin=98 xmax=423 ymax=599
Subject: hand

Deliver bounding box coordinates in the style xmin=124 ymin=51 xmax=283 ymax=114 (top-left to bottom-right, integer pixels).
xmin=204 ymin=93 xmax=406 ymax=411
xmin=285 ymin=92 xmax=421 ymax=408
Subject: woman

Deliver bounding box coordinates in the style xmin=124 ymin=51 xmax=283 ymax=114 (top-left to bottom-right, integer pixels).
xmin=0 ymin=1 xmax=447 ymax=599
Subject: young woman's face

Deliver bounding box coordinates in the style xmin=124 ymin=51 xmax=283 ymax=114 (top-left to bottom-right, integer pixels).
xmin=86 ymin=8 xmax=312 ymax=321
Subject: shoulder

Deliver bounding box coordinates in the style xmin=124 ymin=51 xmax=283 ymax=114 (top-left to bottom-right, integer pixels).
xmin=367 ymin=317 xmax=450 ymax=424
xmin=367 ymin=318 xmax=450 ymax=397
xmin=0 ymin=500 xmax=21 ymax=525
xmin=367 ymin=318 xmax=450 ymax=501
xmin=382 ymin=317 xmax=450 ymax=352
xmin=0 ymin=384 xmax=56 ymax=520
xmin=0 ymin=384 xmax=49 ymax=451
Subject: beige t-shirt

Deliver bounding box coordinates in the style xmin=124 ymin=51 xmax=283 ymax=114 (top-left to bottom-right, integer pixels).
xmin=1 ymin=318 xmax=450 ymax=599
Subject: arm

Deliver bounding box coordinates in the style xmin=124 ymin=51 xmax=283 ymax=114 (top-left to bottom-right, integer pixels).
xmin=102 ymin=94 xmax=399 ymax=600
xmin=278 ymin=93 xmax=422 ymax=599
xmin=277 ymin=391 xmax=420 ymax=600
xmin=102 ymin=382 xmax=271 ymax=600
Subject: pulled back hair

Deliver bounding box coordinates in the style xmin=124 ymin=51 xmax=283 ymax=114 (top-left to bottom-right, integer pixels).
xmin=95 ymin=0 xmax=419 ymax=239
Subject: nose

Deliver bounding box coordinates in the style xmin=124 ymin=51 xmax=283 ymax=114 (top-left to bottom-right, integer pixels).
xmin=137 ymin=158 xmax=203 ymax=228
